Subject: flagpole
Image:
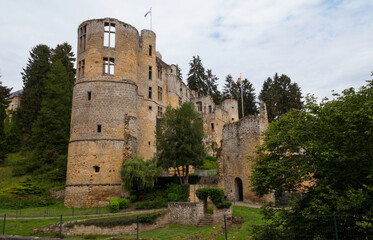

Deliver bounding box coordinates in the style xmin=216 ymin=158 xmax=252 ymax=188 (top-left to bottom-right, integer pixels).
xmin=240 ymin=74 xmax=244 ymax=118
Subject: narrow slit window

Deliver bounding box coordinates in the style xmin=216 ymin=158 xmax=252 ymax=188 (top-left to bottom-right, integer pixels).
xmin=88 ymin=91 xmax=91 ymax=100
xmin=148 ymin=87 xmax=152 ymax=99
xmin=149 ymin=45 xmax=152 ymax=56
xmin=211 ymin=123 xmax=215 ymax=131
xmin=149 ymin=66 xmax=152 ymax=80
xmin=158 ymin=86 xmax=162 ymax=101
xmin=104 ymin=22 xmax=116 ymax=48
xmin=97 ymin=125 xmax=102 ymax=133
xmin=103 ymin=57 xmax=115 ymax=75
xmin=209 ymin=105 xmax=212 ymax=113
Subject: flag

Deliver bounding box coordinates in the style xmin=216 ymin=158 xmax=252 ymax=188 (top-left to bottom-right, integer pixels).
xmin=144 ymin=8 xmax=151 ymax=17
xmin=237 ymin=75 xmax=241 ymax=84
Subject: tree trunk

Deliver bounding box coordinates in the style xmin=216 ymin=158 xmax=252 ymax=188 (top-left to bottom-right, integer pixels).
xmin=184 ymin=165 xmax=189 ymax=184
xmin=176 ymin=166 xmax=183 ymax=184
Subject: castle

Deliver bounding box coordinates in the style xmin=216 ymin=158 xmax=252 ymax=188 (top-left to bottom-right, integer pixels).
xmin=64 ymin=18 xmax=239 ymax=207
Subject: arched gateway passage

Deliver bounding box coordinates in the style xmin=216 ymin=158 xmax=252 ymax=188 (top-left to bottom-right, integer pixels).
xmin=235 ymin=177 xmax=243 ymax=201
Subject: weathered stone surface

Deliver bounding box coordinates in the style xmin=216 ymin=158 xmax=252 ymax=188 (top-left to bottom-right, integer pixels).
xmin=168 ymin=202 xmax=204 ymax=225
xmin=217 ymin=102 xmax=274 ymax=203
xmin=65 ymin=18 xmax=238 ymax=207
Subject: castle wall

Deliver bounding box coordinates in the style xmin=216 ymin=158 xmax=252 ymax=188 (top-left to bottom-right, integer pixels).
xmin=217 ymin=103 xmax=273 ymax=203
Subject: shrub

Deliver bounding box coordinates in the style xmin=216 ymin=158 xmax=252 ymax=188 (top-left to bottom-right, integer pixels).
xmin=110 ymin=198 xmax=120 ymax=213
xmin=196 ymin=187 xmax=231 ymax=209
xmin=118 ymin=198 xmax=130 ymax=209
xmin=130 ymin=195 xmax=137 ymax=203
xmin=168 ymin=193 xmax=178 ymax=202
xmin=0 ymin=193 xmax=54 ymax=209
xmin=134 ymin=199 xmax=168 ymax=210
xmin=166 ymin=183 xmax=190 ymax=202
xmin=199 ymin=156 xmax=218 ymax=170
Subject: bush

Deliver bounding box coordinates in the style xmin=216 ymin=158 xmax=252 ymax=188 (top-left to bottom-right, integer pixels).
xmin=196 ymin=187 xmax=231 ymax=209
xmin=118 ymin=198 xmax=130 ymax=209
xmin=200 ymin=156 xmax=218 ymax=170
xmin=168 ymin=193 xmax=178 ymax=201
xmin=130 ymin=195 xmax=137 ymax=203
xmin=0 ymin=193 xmax=54 ymax=209
xmin=166 ymin=183 xmax=190 ymax=202
xmin=110 ymin=198 xmax=120 ymax=213
xmin=134 ymin=199 xmax=168 ymax=210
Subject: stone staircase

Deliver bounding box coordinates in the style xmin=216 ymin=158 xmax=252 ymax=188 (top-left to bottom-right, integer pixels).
xmin=198 ymin=214 xmax=214 ymax=226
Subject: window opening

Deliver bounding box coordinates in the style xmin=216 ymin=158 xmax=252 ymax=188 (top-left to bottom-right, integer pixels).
xmin=232 ymin=118 xmax=234 ymax=121
xmin=103 ymin=57 xmax=114 ymax=75
xmin=88 ymin=91 xmax=91 ymax=100
xmin=94 ymin=166 xmax=100 ymax=173
xmin=149 ymin=66 xmax=152 ymax=80
xmin=157 ymin=66 xmax=162 ymax=80
xmin=148 ymin=141 xmax=151 ymax=146
xmin=78 ymin=59 xmax=85 ymax=78
xmin=179 ymin=97 xmax=182 ymax=106
xmin=211 ymin=123 xmax=215 ymax=131
xmin=157 ymin=106 xmax=163 ymax=117
xmin=104 ymin=22 xmax=116 ymax=48
xmin=97 ymin=125 xmax=102 ymax=133
xmin=79 ymin=25 xmax=86 ymax=51
xmin=148 ymin=87 xmax=152 ymax=99
xmin=148 ymin=106 xmax=152 ymax=110
xmin=149 ymin=45 xmax=152 ymax=56
xmin=158 ymin=86 xmax=163 ymax=101
xmin=196 ymin=102 xmax=202 ymax=112
xmin=209 ymin=105 xmax=212 ymax=113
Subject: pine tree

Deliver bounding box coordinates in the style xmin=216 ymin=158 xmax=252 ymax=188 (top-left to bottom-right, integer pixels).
xmin=259 ymin=73 xmax=303 ymax=121
xmin=19 ymin=44 xmax=51 ymax=148
xmin=205 ymin=69 xmax=222 ymax=105
xmin=187 ymin=56 xmax=207 ymax=96
xmin=30 ymin=60 xmax=74 ymax=180
xmin=176 ymin=64 xmax=183 ymax=81
xmin=0 ymin=77 xmax=11 ymax=162
xmin=223 ymin=75 xmax=258 ymax=118
xmin=51 ymin=42 xmax=76 ymax=83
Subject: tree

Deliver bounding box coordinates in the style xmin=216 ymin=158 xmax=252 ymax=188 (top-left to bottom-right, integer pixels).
xmin=19 ymin=44 xmax=51 ymax=148
xmin=0 ymin=77 xmax=11 ymax=162
xmin=187 ymin=56 xmax=207 ymax=96
xmin=176 ymin=64 xmax=183 ymax=81
xmin=250 ymin=81 xmax=373 ymax=238
xmin=205 ymin=69 xmax=222 ymax=105
xmin=29 ymin=60 xmax=74 ymax=180
xmin=51 ymin=42 xmax=76 ymax=83
xmin=120 ymin=157 xmax=161 ymax=192
xmin=223 ymin=75 xmax=258 ymax=118
xmin=156 ymin=102 xmax=206 ymax=184
xmin=259 ymin=73 xmax=303 ymax=122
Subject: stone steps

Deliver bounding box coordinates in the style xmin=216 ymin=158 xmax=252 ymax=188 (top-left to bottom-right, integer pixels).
xmin=198 ymin=215 xmax=214 ymax=226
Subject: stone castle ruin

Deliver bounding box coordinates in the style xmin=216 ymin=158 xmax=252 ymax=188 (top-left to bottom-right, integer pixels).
xmin=64 ymin=18 xmax=271 ymax=207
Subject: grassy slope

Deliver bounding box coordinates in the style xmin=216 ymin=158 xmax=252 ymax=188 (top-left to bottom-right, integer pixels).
xmin=0 ymin=152 xmax=31 ymax=189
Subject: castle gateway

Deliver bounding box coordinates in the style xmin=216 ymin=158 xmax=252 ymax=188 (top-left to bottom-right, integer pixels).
xmin=64 ymin=18 xmax=238 ymax=207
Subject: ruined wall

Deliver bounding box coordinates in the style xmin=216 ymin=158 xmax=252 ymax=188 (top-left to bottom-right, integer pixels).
xmin=168 ymin=202 xmax=204 ymax=225
xmin=217 ymin=103 xmax=273 ymax=203
xmin=65 ymin=18 xmax=239 ymax=207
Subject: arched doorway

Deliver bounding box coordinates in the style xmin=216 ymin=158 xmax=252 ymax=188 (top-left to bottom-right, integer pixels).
xmin=235 ymin=177 xmax=243 ymax=201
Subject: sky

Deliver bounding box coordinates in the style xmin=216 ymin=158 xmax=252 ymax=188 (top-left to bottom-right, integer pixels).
xmin=0 ymin=0 xmax=372 ymax=101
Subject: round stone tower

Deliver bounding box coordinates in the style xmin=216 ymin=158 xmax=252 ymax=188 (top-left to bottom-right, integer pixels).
xmin=64 ymin=18 xmax=141 ymax=207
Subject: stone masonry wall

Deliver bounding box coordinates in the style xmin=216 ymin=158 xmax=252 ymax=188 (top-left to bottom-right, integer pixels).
xmin=168 ymin=202 xmax=204 ymax=225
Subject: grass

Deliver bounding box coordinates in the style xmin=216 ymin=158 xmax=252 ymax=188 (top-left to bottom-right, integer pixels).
xmin=0 ymin=152 xmax=31 ymax=189
xmin=0 ymin=198 xmax=111 ymax=218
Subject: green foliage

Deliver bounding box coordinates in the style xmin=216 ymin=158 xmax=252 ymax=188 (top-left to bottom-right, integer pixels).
xmin=206 ymin=206 xmax=213 ymax=214
xmin=0 ymin=78 xmax=11 ymax=162
xmin=110 ymin=198 xmax=120 ymax=213
xmin=0 ymin=182 xmax=54 ymax=209
xmin=196 ymin=187 xmax=232 ymax=209
xmin=259 ymin=73 xmax=303 ymax=121
xmin=187 ymin=56 xmax=221 ymax=104
xmin=165 ymin=183 xmax=190 ymax=202
xmin=251 ymin=81 xmax=373 ymax=238
xmin=20 ymin=44 xmax=51 ymax=148
xmin=134 ymin=199 xmax=168 ymax=210
xmin=118 ymin=198 xmax=130 ymax=209
xmin=199 ymin=155 xmax=217 ymax=170
xmin=168 ymin=193 xmax=178 ymax=201
xmin=130 ymin=195 xmax=137 ymax=203
xmin=156 ymin=102 xmax=206 ymax=184
xmin=120 ymin=157 xmax=161 ymax=192
xmin=223 ymin=75 xmax=258 ymax=118
xmin=4 ymin=111 xmax=22 ymax=153
xmin=67 ymin=212 xmax=165 ymax=228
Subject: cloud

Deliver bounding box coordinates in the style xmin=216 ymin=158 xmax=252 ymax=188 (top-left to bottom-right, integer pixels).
xmin=0 ymin=0 xmax=372 ymax=101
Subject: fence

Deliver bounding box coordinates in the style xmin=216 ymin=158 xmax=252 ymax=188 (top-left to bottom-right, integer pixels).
xmin=253 ymin=214 xmax=373 ymax=240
